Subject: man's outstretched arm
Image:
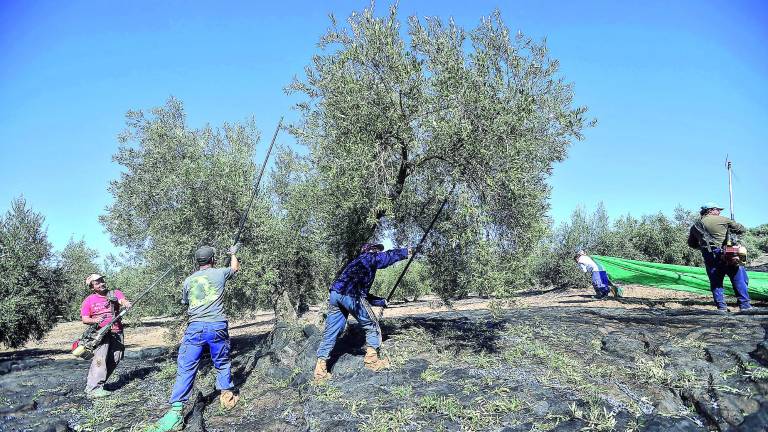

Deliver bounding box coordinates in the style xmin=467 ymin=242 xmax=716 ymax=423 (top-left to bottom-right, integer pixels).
xmin=374 ymin=248 xmax=411 ymax=269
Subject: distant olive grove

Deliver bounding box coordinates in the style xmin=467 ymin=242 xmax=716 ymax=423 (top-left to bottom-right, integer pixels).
xmin=2 ymin=4 xmax=767 ymax=348
xmin=0 ymin=198 xmax=102 ymax=347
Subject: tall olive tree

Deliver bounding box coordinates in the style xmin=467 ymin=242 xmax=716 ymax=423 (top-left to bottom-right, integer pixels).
xmin=100 ymin=98 xmax=277 ymax=314
xmin=268 ymin=149 xmax=337 ymax=313
xmin=0 ymin=197 xmax=62 ymax=347
xmin=57 ymin=238 xmax=101 ymax=320
xmin=287 ymin=5 xmax=592 ymax=298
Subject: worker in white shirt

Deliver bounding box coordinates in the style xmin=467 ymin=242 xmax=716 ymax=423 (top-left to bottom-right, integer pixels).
xmin=574 ymin=250 xmax=623 ymax=299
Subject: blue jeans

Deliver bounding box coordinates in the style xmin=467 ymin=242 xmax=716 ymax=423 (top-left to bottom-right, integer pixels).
xmin=702 ymin=249 xmax=751 ymax=309
xmin=316 ymin=291 xmax=382 ymax=360
xmin=591 ymin=271 xmax=611 ymax=297
xmin=169 ymin=321 xmax=233 ymax=404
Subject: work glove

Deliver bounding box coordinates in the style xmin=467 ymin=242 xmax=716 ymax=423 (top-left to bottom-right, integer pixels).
xmin=227 ymin=242 xmax=242 ymax=255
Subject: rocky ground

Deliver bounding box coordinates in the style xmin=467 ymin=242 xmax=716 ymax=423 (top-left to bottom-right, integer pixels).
xmin=1 ymin=288 xmax=767 ymax=432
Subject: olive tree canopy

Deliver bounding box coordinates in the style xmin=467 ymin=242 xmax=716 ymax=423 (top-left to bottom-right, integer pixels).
xmin=100 ymin=98 xmax=281 ymax=313
xmin=287 ymin=5 xmax=593 ymax=297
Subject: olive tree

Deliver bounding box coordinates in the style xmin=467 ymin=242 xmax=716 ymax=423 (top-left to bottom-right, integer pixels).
xmin=57 ymin=239 xmax=101 ymax=320
xmin=287 ymin=5 xmax=592 ymax=298
xmin=267 ymin=149 xmax=337 ymax=314
xmin=100 ymin=98 xmax=278 ymax=314
xmin=0 ymin=197 xmax=62 ymax=347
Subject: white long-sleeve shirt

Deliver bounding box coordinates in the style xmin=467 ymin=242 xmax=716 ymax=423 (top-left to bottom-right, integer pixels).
xmin=576 ymin=255 xmax=601 ymax=273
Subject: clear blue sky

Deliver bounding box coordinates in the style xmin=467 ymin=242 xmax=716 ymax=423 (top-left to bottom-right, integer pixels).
xmin=1 ymin=1 xmax=766 ymax=262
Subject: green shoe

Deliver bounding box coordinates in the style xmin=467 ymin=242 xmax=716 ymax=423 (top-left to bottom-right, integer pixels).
xmin=87 ymin=387 xmax=112 ymax=399
xmin=146 ymin=403 xmax=183 ymax=432
xmin=615 ymin=286 xmax=624 ymax=298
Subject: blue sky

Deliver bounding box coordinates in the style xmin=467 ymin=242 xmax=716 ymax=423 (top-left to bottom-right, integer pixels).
xmin=1 ymin=1 xmax=766 ymax=262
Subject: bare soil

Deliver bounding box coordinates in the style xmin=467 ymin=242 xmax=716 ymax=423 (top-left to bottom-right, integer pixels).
xmin=2 ymin=285 xmax=713 ymax=359
xmin=2 ymin=286 xmax=766 ymax=432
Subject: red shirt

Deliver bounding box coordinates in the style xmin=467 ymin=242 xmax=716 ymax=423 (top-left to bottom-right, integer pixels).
xmin=80 ymin=290 xmax=125 ymax=333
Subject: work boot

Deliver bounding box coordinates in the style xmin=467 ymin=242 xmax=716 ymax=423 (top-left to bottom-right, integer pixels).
xmin=86 ymin=387 xmax=112 ymax=399
xmin=313 ymin=359 xmax=332 ymax=382
xmin=219 ymin=389 xmax=239 ymax=410
xmin=364 ymin=347 xmax=390 ymax=371
xmin=146 ymin=402 xmax=183 ymax=432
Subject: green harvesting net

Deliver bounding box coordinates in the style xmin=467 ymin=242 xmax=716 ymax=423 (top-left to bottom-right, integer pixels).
xmin=592 ymin=255 xmax=768 ymax=301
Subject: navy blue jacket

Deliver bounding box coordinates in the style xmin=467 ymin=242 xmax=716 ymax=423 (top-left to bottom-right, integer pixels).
xmin=330 ymin=248 xmax=409 ymax=298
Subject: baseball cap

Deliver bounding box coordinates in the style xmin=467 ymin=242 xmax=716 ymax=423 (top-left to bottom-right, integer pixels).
xmin=700 ymin=202 xmax=724 ymax=211
xmin=85 ymin=273 xmax=104 ymax=287
xmin=194 ymin=246 xmax=216 ymax=264
xmin=360 ymin=243 xmax=385 ymax=254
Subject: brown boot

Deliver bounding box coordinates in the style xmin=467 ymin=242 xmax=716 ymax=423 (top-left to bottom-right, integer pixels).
xmin=313 ymin=359 xmax=332 ymax=382
xmin=364 ymin=346 xmax=390 ymax=371
xmin=219 ymin=390 xmax=239 ymax=410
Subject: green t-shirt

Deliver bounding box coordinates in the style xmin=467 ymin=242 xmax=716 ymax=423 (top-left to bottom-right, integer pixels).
xmin=182 ymin=267 xmax=234 ymax=323
xmin=691 ymin=214 xmax=746 ymax=247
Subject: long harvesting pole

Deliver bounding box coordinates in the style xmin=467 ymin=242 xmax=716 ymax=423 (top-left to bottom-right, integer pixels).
xmin=233 ymin=117 xmax=283 ymax=247
xmin=382 ymin=182 xmax=457 ymax=309
xmin=726 ymin=157 xmax=734 ymax=219
xmin=223 ymin=117 xmax=283 ymax=266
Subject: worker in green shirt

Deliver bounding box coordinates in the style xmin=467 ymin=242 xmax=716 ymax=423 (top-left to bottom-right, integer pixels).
xmin=687 ymin=202 xmax=751 ymax=311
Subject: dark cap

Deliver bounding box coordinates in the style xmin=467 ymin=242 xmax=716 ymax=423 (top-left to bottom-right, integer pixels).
xmin=360 ymin=243 xmax=385 ymax=254
xmin=194 ymin=246 xmax=216 ymax=265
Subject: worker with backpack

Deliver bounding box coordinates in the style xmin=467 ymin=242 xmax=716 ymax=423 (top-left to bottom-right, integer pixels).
xmin=687 ymin=202 xmax=751 ymax=311
xmin=79 ymin=273 xmax=132 ymax=398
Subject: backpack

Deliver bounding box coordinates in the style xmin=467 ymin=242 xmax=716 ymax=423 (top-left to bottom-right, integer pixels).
xmin=693 ymin=219 xmax=746 ymax=265
xmin=692 ymin=219 xmax=720 ymax=253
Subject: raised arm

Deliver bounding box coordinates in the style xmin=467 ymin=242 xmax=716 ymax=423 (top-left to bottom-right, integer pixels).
xmin=373 ymin=248 xmax=410 ymax=269
xmin=229 ymin=253 xmax=240 ymax=273
xmin=227 ymin=243 xmax=241 ymax=273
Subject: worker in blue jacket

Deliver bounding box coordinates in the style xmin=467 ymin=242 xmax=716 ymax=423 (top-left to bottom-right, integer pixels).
xmin=313 ymin=243 xmax=411 ymax=382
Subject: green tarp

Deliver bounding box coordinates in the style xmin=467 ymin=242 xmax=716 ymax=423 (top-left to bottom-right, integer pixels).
xmin=592 ymin=255 xmax=768 ymax=301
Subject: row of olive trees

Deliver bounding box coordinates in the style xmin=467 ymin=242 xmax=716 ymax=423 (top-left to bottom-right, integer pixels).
xmin=5 ymin=190 xmax=763 ymax=347
xmin=0 ymin=197 xmax=103 ymax=347
xmin=532 ymin=203 xmax=768 ymax=290
xmin=93 ymin=4 xmax=593 ymax=316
